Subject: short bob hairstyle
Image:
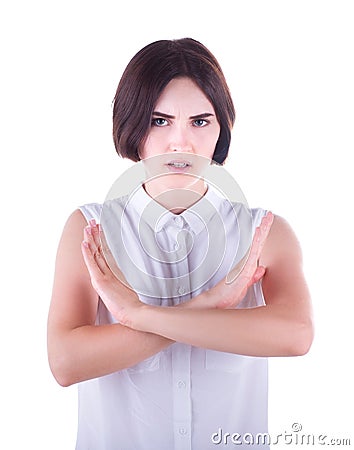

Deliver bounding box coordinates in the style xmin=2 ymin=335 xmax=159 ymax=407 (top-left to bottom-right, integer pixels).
xmin=112 ymin=38 xmax=235 ymax=165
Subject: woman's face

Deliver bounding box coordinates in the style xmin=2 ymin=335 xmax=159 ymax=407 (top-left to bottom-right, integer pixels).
xmin=140 ymin=77 xmax=220 ymax=162
xmin=140 ymin=77 xmax=221 ymax=198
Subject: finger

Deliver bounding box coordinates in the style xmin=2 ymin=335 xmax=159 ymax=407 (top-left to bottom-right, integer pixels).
xmin=93 ymin=242 xmax=112 ymax=275
xmin=81 ymin=240 xmax=105 ymax=279
xmin=82 ymin=226 xmax=111 ymax=277
xmin=84 ymin=222 xmax=111 ymax=275
xmin=247 ymin=211 xmax=274 ymax=266
xmin=250 ymin=265 xmax=266 ymax=285
xmin=226 ymin=212 xmax=274 ymax=285
xmin=248 ymin=227 xmax=262 ymax=265
xmin=226 ymin=224 xmax=264 ymax=285
xmin=257 ymin=211 xmax=274 ymax=254
xmin=89 ymin=219 xmax=101 ymax=249
xmin=84 ymin=225 xmax=98 ymax=254
xmin=98 ymin=224 xmax=115 ymax=267
xmin=248 ymin=213 xmax=274 ymax=269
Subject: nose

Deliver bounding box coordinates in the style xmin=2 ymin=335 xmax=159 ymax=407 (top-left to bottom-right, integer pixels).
xmin=167 ymin=126 xmax=193 ymax=153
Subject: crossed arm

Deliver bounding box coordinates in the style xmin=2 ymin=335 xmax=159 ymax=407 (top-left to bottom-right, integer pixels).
xmin=47 ymin=209 xmax=313 ymax=386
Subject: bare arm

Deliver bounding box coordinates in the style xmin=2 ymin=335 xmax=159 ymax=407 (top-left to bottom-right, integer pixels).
xmin=81 ymin=212 xmax=313 ymax=357
xmin=132 ymin=215 xmax=314 ymax=356
xmin=47 ymin=209 xmax=173 ymax=387
xmin=49 ymin=210 xmax=313 ymax=386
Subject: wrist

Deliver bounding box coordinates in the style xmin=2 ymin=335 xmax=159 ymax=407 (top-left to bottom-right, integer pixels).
xmin=131 ymin=303 xmax=154 ymax=332
xmin=179 ymin=289 xmax=216 ymax=310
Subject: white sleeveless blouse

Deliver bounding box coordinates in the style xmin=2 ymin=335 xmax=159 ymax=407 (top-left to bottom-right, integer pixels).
xmin=76 ymin=185 xmax=269 ymax=450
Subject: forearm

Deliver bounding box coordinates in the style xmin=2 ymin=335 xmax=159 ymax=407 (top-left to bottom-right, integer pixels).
xmin=48 ymin=295 xmax=223 ymax=387
xmin=135 ymin=302 xmax=313 ymax=357
xmin=48 ymin=323 xmax=173 ymax=387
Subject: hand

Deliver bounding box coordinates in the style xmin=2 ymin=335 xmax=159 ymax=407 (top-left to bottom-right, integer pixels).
xmin=81 ymin=219 xmax=143 ymax=328
xmin=186 ymin=211 xmax=274 ymax=310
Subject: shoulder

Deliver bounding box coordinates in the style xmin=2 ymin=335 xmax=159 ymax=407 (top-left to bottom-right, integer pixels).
xmin=58 ymin=203 xmax=102 ymax=255
xmin=260 ymin=214 xmax=303 ymax=268
xmin=57 ymin=208 xmax=90 ymax=257
xmin=63 ymin=196 xmax=130 ymax=233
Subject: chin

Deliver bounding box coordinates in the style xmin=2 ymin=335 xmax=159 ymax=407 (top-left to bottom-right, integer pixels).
xmin=163 ymin=173 xmax=203 ymax=191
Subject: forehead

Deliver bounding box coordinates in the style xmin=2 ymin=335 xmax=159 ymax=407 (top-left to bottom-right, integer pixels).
xmin=155 ymin=77 xmax=215 ymax=113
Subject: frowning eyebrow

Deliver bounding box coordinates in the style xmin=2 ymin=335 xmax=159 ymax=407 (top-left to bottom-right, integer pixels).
xmin=152 ymin=111 xmax=215 ymax=119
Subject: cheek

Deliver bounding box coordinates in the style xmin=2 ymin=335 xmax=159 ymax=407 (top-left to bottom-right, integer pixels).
xmin=200 ymin=127 xmax=220 ymax=153
xmin=140 ymin=131 xmax=164 ymax=159
xmin=140 ymin=134 xmax=155 ymax=159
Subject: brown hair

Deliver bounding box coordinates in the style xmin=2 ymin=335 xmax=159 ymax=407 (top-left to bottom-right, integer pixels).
xmin=112 ymin=38 xmax=235 ymax=164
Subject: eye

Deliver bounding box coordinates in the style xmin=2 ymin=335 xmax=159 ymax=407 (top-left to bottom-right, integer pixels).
xmin=151 ymin=117 xmax=169 ymax=127
xmin=193 ymin=119 xmax=209 ymax=127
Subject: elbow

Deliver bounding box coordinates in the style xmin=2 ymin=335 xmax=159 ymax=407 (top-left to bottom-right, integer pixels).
xmin=47 ymin=330 xmax=82 ymax=387
xmin=54 ymin=376 xmax=73 ymax=388
xmin=287 ymin=316 xmax=314 ymax=356
xmin=53 ymin=371 xmax=75 ymax=388
xmin=48 ymin=352 xmax=77 ymax=388
xmin=50 ymin=364 xmax=76 ymax=388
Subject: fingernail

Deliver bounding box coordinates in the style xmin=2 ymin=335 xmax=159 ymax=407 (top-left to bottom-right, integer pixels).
xmin=89 ymin=219 xmax=96 ymax=227
xmin=85 ymin=225 xmax=92 ymax=235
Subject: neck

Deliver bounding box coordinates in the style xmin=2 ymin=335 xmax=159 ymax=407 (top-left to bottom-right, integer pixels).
xmin=143 ymin=178 xmax=208 ymax=214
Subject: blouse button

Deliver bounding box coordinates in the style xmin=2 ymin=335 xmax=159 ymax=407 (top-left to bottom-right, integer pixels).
xmin=177 ymin=286 xmax=186 ymax=295
xmin=174 ymin=216 xmax=184 ymax=228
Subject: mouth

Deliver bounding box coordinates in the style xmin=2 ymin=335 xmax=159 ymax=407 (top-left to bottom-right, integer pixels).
xmin=166 ymin=160 xmax=192 ymax=171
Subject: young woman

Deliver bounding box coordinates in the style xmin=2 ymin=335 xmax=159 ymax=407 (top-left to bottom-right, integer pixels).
xmin=47 ymin=38 xmax=313 ymax=450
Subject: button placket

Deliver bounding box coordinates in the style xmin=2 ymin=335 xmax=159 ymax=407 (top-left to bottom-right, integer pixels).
xmin=172 ymin=344 xmax=192 ymax=450
xmin=167 ymin=216 xmax=190 ymax=300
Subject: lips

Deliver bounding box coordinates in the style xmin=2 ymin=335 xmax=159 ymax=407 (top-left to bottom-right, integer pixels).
xmin=166 ymin=159 xmax=191 ymax=171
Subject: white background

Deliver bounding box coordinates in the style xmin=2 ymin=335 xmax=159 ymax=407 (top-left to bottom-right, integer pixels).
xmin=1 ymin=1 xmax=353 ymax=448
